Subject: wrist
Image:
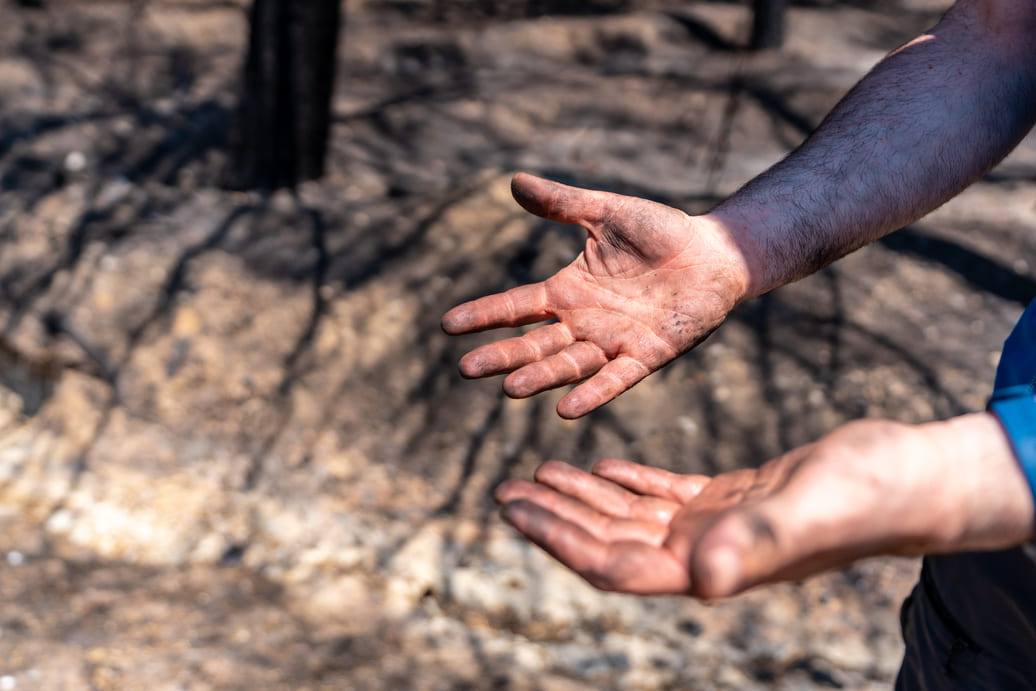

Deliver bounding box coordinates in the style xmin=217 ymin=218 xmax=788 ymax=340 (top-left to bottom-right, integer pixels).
xmin=695 ymin=209 xmax=768 ymax=303
xmin=987 ymin=392 xmax=1036 ymax=528
xmin=919 ymin=412 xmax=1036 ymax=551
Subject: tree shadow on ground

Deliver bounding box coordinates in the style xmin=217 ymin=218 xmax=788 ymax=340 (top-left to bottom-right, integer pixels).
xmin=0 ymin=2 xmax=1032 ymax=685
xmin=3 ymin=0 xmax=1028 ymax=502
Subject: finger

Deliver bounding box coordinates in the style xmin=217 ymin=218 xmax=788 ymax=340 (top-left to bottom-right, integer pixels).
xmin=500 ymin=499 xmax=691 ymax=594
xmin=494 ymin=479 xmax=669 ymax=545
xmin=556 ymin=355 xmax=651 ymax=419
xmin=503 ymin=341 xmax=608 ymax=398
xmin=533 ymin=460 xmax=679 ymax=524
xmin=441 ymin=283 xmax=551 ymax=335
xmin=457 ymin=322 xmax=573 ymax=378
xmin=510 ymin=173 xmax=608 ymax=230
xmin=592 ymin=458 xmax=710 ymax=504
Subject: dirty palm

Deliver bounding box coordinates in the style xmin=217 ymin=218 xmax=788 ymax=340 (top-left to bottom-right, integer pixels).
xmin=442 ymin=172 xmax=744 ymax=421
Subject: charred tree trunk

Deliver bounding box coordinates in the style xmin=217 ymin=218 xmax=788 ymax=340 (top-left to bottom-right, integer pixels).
xmin=225 ymin=0 xmax=342 ymax=191
xmin=750 ymin=0 xmax=786 ymax=50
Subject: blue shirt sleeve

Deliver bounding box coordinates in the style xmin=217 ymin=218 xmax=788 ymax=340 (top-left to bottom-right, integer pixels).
xmin=993 ymin=299 xmax=1036 ymax=395
xmin=988 ymin=299 xmax=1036 ymax=522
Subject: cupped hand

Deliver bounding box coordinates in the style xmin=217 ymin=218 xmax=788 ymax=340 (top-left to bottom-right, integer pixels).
xmin=494 ymin=415 xmax=1035 ymax=599
xmin=442 ymin=173 xmax=749 ymax=419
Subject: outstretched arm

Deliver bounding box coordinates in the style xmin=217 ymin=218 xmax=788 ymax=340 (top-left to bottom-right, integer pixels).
xmin=716 ymin=0 xmax=1036 ymax=297
xmin=444 ymin=0 xmax=1036 ymax=416
xmin=495 ymin=413 xmax=1035 ymax=598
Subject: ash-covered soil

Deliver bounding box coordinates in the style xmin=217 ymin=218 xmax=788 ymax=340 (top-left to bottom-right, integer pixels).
xmin=1 ymin=0 xmax=1034 ymax=688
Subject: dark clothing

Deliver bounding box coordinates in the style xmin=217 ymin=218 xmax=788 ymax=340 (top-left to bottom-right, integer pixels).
xmin=896 ymin=300 xmax=1036 ymax=690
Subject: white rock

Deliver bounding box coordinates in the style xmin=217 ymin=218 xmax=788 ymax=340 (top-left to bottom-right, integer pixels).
xmin=448 ymin=566 xmax=531 ymax=621
xmin=63 ymin=151 xmax=86 ymax=172
xmin=384 ymin=521 xmax=447 ymax=615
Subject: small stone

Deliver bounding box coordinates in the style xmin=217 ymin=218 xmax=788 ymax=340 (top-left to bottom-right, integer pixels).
xmin=63 ymin=151 xmax=86 ymax=172
xmin=677 ymin=416 xmax=699 ymax=435
xmin=384 ymin=522 xmax=446 ymax=615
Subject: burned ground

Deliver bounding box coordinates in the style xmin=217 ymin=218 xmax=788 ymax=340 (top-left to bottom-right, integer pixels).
xmin=0 ymin=0 xmax=1034 ymax=688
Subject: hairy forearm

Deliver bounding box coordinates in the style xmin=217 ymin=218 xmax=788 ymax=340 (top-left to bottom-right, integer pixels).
xmin=709 ymin=0 xmax=1036 ymax=299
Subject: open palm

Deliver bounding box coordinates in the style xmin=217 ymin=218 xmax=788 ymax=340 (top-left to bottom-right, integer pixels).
xmin=442 ymin=173 xmax=748 ymax=418
xmin=494 ymin=417 xmax=1035 ymax=599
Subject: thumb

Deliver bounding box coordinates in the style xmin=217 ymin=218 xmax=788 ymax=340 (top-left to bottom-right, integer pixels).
xmin=689 ymin=486 xmax=877 ymax=599
xmin=688 ymin=509 xmax=784 ymax=599
xmin=511 ymin=173 xmax=609 ymax=229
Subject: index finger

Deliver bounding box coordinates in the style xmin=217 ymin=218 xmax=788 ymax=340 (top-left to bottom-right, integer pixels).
xmin=500 ymin=499 xmax=691 ymax=594
xmin=441 ymin=283 xmax=551 ymax=334
xmin=592 ymin=459 xmax=710 ymax=504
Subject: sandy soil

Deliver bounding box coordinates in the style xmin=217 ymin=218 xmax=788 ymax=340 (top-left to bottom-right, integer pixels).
xmin=0 ymin=0 xmax=1034 ymax=688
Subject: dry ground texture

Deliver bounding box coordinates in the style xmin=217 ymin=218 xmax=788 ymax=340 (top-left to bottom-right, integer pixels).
xmin=1 ymin=0 xmax=1035 ymax=688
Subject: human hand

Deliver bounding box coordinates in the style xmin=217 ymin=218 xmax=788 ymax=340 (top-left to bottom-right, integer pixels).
xmin=442 ymin=173 xmax=750 ymax=419
xmin=494 ymin=414 xmax=1035 ymax=598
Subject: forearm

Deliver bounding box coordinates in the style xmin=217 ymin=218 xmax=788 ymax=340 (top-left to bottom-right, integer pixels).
xmin=708 ymin=0 xmax=1036 ymax=299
